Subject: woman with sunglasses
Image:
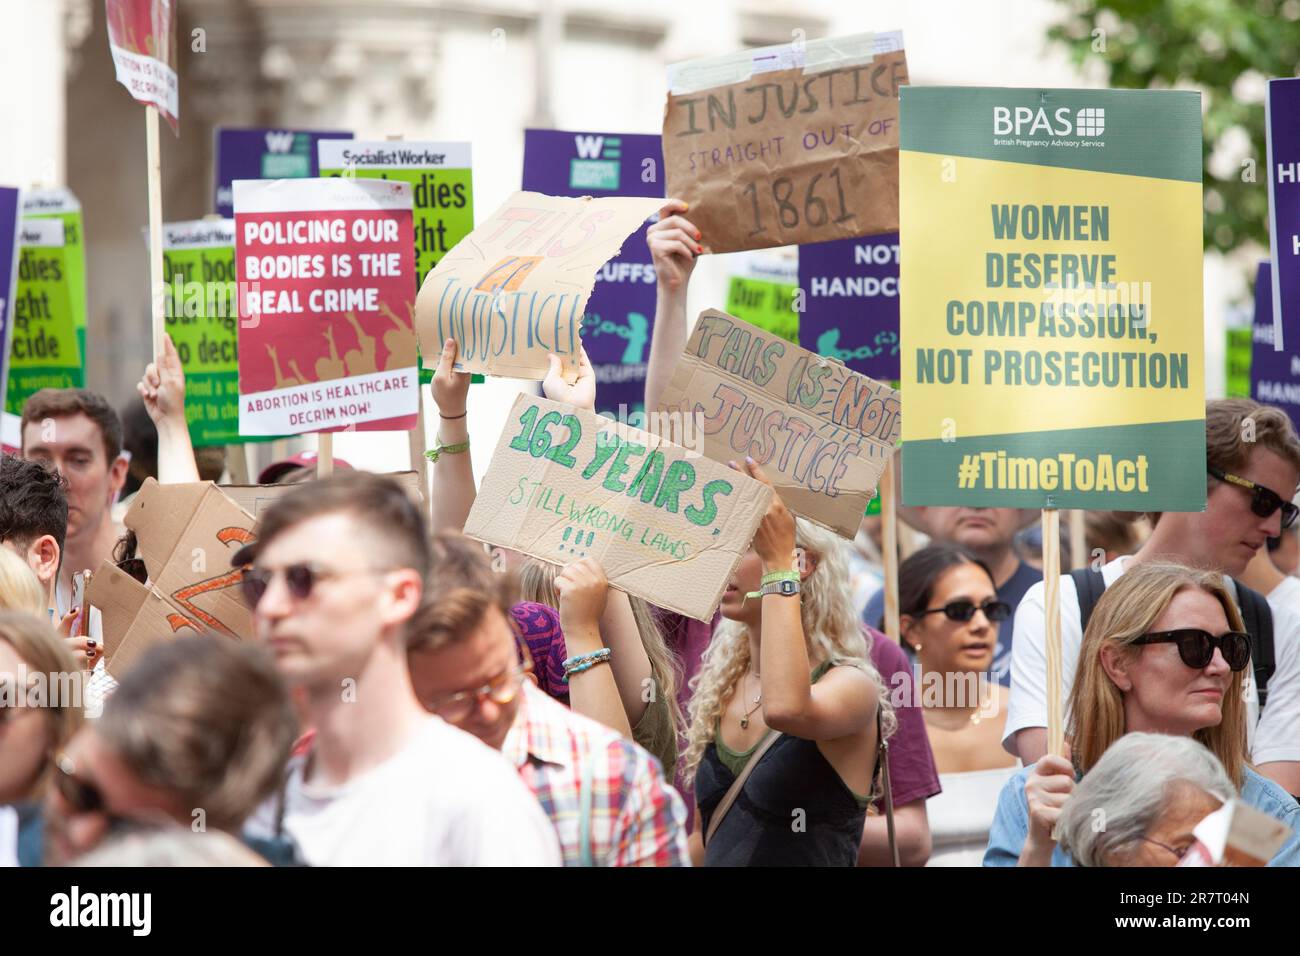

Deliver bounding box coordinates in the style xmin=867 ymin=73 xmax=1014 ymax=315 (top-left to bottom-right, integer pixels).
xmin=0 ymin=611 xmax=84 ymax=867
xmin=986 ymin=561 xmax=1300 ymax=866
xmin=896 ymin=545 xmax=1020 ymax=866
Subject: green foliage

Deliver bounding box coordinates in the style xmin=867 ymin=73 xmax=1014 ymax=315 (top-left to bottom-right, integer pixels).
xmin=1049 ymin=0 xmax=1300 ymax=254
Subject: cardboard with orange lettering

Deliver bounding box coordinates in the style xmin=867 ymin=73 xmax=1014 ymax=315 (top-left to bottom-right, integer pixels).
xmin=658 ymin=309 xmax=901 ymax=539
xmin=414 ymin=191 xmax=661 ymax=381
xmin=87 ymin=479 xmax=258 ymax=678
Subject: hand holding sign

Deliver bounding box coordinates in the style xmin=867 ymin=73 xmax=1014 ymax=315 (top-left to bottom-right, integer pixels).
xmin=555 ymin=557 xmax=611 ymax=635
xmin=731 ymin=457 xmax=797 ymax=571
xmin=543 ymin=344 xmax=597 ymax=411
xmin=138 ymin=333 xmax=187 ymax=428
xmin=430 ymin=337 xmax=471 ymax=418
xmin=646 ymin=199 xmax=701 ymax=289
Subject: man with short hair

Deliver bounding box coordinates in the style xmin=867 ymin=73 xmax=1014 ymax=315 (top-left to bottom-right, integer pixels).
xmin=0 ymin=455 xmax=68 ymax=613
xmin=1007 ymin=399 xmax=1300 ymax=795
xmin=406 ymin=532 xmax=689 ymax=866
xmin=238 ymin=472 xmax=559 ymax=866
xmin=863 ymin=505 xmax=1041 ymax=685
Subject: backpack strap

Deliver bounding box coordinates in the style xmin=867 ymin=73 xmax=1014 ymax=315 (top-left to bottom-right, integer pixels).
xmin=1069 ymin=567 xmax=1107 ymax=634
xmin=1231 ymin=578 xmax=1275 ymax=711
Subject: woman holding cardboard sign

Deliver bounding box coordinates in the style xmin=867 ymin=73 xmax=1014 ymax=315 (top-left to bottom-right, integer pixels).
xmin=682 ymin=457 xmax=896 ymax=866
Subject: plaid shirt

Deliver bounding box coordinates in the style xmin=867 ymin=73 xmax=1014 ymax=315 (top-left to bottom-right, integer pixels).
xmin=503 ymin=682 xmax=689 ymax=867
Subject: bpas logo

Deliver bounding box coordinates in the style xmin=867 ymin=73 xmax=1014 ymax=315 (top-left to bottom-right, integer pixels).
xmin=993 ymin=106 xmax=1105 ymax=138
xmin=570 ymin=135 xmax=621 ymax=191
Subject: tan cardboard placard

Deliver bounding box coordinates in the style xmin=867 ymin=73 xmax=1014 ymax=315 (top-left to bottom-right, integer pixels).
xmin=220 ymin=470 xmax=423 ymax=516
xmin=464 ymin=393 xmax=773 ymax=622
xmin=87 ymin=479 xmax=258 ymax=679
xmin=85 ymin=562 xmax=201 ymax=680
xmin=414 ymin=191 xmax=662 ymax=380
xmin=658 ymin=310 xmax=901 ymax=539
xmin=663 ymin=31 xmax=908 ymax=254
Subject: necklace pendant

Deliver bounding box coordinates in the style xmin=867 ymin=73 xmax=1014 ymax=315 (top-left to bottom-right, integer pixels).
xmin=740 ymin=716 xmax=749 ymax=729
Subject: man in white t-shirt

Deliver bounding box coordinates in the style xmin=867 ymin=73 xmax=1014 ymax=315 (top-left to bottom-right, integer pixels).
xmin=236 ymin=471 xmax=559 ymax=866
xmin=1006 ymin=399 xmax=1300 ymax=796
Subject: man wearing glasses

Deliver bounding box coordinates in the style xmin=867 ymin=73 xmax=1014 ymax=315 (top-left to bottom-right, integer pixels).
xmin=1007 ymin=398 xmax=1300 ymax=796
xmin=236 ymin=472 xmax=559 ymax=866
xmin=406 ymin=532 xmax=690 ymax=866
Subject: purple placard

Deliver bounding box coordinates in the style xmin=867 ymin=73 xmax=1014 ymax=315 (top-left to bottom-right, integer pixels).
xmin=214 ymin=128 xmax=353 ymax=217
xmin=1266 ymin=79 xmax=1300 ymax=353
xmin=0 ymin=187 xmax=20 ymax=450
xmin=521 ymin=129 xmax=663 ymax=418
xmin=797 ymin=232 xmax=900 ymax=382
xmin=1253 ymin=260 xmax=1300 ymax=434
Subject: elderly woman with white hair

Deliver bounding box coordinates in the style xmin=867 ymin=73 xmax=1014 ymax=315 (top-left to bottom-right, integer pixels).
xmin=1054 ymin=733 xmax=1236 ymax=866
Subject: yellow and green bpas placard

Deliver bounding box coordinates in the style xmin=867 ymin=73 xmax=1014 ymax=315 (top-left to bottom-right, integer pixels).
xmin=900 ymin=87 xmax=1205 ymax=511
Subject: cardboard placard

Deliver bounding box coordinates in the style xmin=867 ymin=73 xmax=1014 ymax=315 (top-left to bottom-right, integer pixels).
xmin=464 ymin=394 xmax=772 ymax=622
xmin=87 ymin=479 xmax=258 ymax=679
xmin=663 ymin=31 xmax=907 ymax=254
xmin=233 ymin=177 xmax=419 ymax=436
xmin=658 ymin=310 xmax=899 ymax=539
xmin=105 ymin=0 xmax=179 ymax=134
xmin=414 ymin=191 xmax=661 ymax=381
xmin=220 ymin=469 xmax=424 ymax=516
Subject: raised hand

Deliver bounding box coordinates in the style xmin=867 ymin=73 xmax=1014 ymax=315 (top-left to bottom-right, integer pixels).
xmin=647 ymin=198 xmax=701 ymax=291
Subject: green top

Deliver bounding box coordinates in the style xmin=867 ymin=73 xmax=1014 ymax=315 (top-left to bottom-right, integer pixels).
xmin=713 ymin=660 xmax=872 ymax=807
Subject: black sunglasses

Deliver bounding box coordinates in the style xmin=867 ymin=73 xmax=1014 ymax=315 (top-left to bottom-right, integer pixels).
xmin=1208 ymin=467 xmax=1299 ymax=530
xmin=917 ymin=598 xmax=1012 ymax=623
xmin=1132 ymin=628 xmax=1252 ymax=672
xmin=53 ymin=753 xmax=106 ymax=815
xmin=239 ymin=562 xmax=385 ymax=608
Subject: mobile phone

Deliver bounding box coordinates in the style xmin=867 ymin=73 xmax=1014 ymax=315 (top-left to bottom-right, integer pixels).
xmin=71 ymin=570 xmax=87 ymax=611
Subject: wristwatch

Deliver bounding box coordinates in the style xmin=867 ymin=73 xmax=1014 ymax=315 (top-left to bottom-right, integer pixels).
xmin=758 ymin=578 xmax=801 ymax=598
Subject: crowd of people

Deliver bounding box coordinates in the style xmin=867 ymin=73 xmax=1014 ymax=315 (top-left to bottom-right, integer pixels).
xmin=1 ymin=199 xmax=1298 ymax=867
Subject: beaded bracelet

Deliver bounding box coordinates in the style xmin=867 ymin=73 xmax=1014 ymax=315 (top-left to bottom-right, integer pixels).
xmin=562 ymin=648 xmax=612 ymax=682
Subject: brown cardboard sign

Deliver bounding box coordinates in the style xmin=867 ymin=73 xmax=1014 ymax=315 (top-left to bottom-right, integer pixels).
xmin=220 ymin=470 xmax=423 ymax=516
xmin=464 ymin=394 xmax=773 ymax=622
xmin=85 ymin=562 xmax=201 ymax=680
xmin=658 ymin=310 xmax=901 ymax=539
xmin=663 ymin=31 xmax=907 ymax=253
xmin=414 ymin=191 xmax=661 ymax=380
xmin=87 ymin=479 xmax=258 ymax=679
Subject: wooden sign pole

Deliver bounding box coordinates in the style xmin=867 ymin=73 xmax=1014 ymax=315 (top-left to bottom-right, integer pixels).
xmin=880 ymin=454 xmax=901 ymax=643
xmin=1042 ymin=507 xmax=1064 ymax=756
xmin=1069 ymin=508 xmax=1087 ymax=570
xmin=146 ymin=105 xmax=165 ymax=356
xmin=317 ymin=433 xmax=334 ymax=477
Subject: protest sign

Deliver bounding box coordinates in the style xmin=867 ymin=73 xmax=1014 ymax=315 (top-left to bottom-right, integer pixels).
xmin=233 ymin=177 xmax=419 ymax=436
xmin=1225 ymin=327 xmax=1251 ymax=399
xmin=414 ymin=191 xmax=661 ymax=381
xmin=22 ymin=189 xmax=87 ymax=363
xmin=1252 ymin=261 xmax=1300 ymax=433
xmin=663 ymin=31 xmax=907 ymax=254
xmin=159 ymin=219 xmax=243 ymax=446
xmin=5 ymin=219 xmax=83 ymax=417
xmin=0 ymin=187 xmax=20 ymax=451
xmin=86 ymin=479 xmax=257 ymax=679
xmin=215 ymin=128 xmax=353 ymax=218
xmin=900 ymin=87 xmax=1205 ymax=511
xmin=798 ymin=233 xmax=900 ymax=381
xmin=1266 ymin=78 xmax=1300 ymax=354
xmin=725 ymin=253 xmax=799 ymax=343
xmin=105 ymin=0 xmax=179 ymax=134
xmin=522 ymin=129 xmax=664 ymax=418
xmin=319 ymin=140 xmax=473 ymax=289
xmin=658 ymin=310 xmax=900 ymax=539
xmin=464 ymin=394 xmax=772 ymax=622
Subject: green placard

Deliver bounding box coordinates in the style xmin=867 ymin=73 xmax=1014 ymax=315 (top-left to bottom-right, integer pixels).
xmin=1225 ymin=327 xmax=1252 ymax=399
xmin=6 ymin=219 xmax=82 ymax=416
xmin=22 ymin=189 xmax=87 ymax=368
xmin=725 ymin=274 xmax=799 ymax=343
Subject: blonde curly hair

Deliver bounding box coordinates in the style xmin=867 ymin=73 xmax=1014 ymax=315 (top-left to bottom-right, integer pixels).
xmin=680 ymin=517 xmax=896 ymax=794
